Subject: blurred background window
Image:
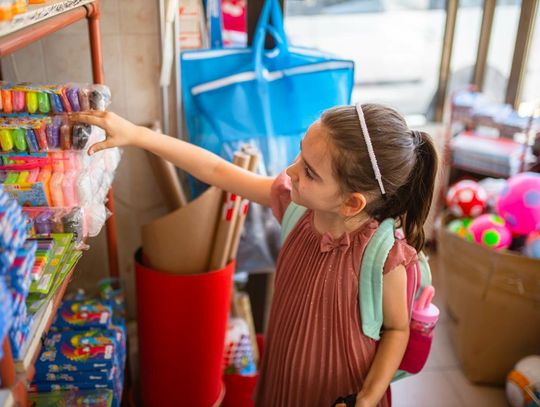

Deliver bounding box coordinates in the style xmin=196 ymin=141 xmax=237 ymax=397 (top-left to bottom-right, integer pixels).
xmin=284 ymin=0 xmax=532 ymax=123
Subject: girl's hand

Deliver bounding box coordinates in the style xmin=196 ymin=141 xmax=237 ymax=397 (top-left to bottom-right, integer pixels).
xmin=69 ymin=111 xmax=139 ymax=155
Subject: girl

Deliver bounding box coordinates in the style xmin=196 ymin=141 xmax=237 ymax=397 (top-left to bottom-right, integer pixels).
xmin=71 ymin=103 xmax=438 ymax=407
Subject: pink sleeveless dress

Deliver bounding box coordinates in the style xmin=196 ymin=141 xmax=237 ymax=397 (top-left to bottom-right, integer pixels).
xmin=255 ymin=172 xmax=417 ymax=407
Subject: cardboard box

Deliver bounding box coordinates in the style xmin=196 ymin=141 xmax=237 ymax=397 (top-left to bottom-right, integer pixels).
xmin=141 ymin=186 xmax=222 ymax=274
xmin=437 ymin=221 xmax=540 ymax=385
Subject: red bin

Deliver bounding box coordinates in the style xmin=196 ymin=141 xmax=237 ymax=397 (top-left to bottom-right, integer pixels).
xmin=135 ymin=249 xmax=233 ymax=407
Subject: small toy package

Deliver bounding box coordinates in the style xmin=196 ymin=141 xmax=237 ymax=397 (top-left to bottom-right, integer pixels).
xmin=52 ymin=299 xmax=112 ymax=331
xmin=34 ymin=329 xmax=116 ymax=375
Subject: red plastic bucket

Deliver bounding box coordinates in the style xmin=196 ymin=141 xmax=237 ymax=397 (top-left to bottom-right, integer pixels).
xmin=135 ymin=249 xmax=233 ymax=407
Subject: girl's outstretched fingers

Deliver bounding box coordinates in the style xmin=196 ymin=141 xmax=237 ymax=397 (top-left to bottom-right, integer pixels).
xmin=68 ymin=111 xmax=107 ymax=127
xmin=69 ymin=111 xmax=139 ymax=152
xmin=88 ymin=139 xmax=111 ymax=156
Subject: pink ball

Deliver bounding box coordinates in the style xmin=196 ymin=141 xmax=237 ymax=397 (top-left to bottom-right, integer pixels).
xmin=496 ymin=172 xmax=540 ymax=235
xmin=446 ymin=180 xmax=487 ymax=217
xmin=468 ymin=214 xmax=512 ymax=250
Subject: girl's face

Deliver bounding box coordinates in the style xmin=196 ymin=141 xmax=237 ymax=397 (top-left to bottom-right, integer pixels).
xmin=286 ymin=121 xmax=344 ymax=213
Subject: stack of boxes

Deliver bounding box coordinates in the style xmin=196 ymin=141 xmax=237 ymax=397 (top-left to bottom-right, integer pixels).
xmin=30 ymin=286 xmax=126 ymax=407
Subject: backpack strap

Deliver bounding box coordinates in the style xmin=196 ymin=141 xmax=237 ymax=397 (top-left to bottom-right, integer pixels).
xmin=280 ymin=202 xmax=308 ymax=244
xmin=417 ymin=251 xmax=432 ymax=288
xmin=359 ymin=218 xmax=396 ymax=341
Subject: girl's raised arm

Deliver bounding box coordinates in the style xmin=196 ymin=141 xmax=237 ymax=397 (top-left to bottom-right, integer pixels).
xmin=70 ymin=111 xmax=275 ymax=207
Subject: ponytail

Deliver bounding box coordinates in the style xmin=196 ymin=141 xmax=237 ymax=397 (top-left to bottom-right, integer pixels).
xmin=402 ymin=131 xmax=438 ymax=251
xmin=370 ymin=130 xmax=437 ymax=251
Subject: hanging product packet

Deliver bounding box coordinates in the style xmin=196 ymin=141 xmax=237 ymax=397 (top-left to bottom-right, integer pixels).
xmin=0 ymin=82 xmax=111 ymax=115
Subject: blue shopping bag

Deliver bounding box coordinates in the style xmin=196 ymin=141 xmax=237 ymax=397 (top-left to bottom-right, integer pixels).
xmin=181 ymin=0 xmax=354 ymax=192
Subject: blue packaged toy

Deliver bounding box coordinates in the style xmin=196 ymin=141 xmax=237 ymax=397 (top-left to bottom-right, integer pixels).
xmin=53 ymin=299 xmax=112 ymax=331
xmin=35 ymin=332 xmax=115 ymax=374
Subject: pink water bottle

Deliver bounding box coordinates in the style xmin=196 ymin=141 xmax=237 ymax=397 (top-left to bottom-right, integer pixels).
xmin=400 ymin=285 xmax=440 ymax=374
xmin=411 ymin=285 xmax=439 ymax=337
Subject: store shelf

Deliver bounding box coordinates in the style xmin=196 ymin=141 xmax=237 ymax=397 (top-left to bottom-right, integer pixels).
xmin=14 ymin=302 xmax=53 ymax=375
xmin=0 ymin=390 xmax=13 ymax=407
xmin=0 ymin=0 xmax=93 ymax=36
xmin=0 ymin=1 xmax=122 ymax=405
xmin=14 ymin=266 xmax=77 ymax=379
xmin=0 ymin=0 xmax=96 ymax=56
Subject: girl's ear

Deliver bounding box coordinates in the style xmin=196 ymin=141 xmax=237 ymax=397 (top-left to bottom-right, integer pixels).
xmin=340 ymin=192 xmax=367 ymax=217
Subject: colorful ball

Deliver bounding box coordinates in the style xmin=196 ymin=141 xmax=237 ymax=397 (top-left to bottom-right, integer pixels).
xmin=446 ymin=218 xmax=472 ymax=239
xmin=468 ymin=214 xmax=512 ymax=250
xmin=446 ymin=180 xmax=487 ymax=217
xmin=506 ymin=355 xmax=540 ymax=407
xmin=524 ymin=231 xmax=540 ymax=259
xmin=496 ymin=172 xmax=540 ymax=235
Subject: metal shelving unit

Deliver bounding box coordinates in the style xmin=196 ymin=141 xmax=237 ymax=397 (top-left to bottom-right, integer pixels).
xmin=0 ymin=1 xmax=121 ymax=405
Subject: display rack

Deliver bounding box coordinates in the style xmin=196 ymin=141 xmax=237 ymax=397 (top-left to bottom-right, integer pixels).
xmin=443 ymin=98 xmax=539 ymax=187
xmin=0 ymin=1 xmax=121 ymax=405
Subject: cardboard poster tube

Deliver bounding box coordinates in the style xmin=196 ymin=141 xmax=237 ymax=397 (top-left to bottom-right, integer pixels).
xmin=228 ymin=146 xmax=259 ymax=263
xmin=208 ymin=152 xmax=250 ymax=271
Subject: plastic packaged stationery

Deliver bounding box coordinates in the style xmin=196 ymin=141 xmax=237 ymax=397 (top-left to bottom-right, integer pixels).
xmin=0 ymin=82 xmax=112 ymax=114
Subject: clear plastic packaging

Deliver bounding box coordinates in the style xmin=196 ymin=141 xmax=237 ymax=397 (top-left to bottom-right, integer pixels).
xmin=0 ymin=82 xmax=112 ymax=114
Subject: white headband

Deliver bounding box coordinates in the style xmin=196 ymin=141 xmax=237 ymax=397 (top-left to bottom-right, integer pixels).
xmin=355 ymin=103 xmax=386 ymax=196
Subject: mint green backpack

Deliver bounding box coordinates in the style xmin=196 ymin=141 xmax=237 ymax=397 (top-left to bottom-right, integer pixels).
xmin=280 ymin=202 xmax=434 ymax=381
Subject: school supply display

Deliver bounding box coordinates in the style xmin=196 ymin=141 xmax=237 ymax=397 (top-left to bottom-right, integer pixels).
xmin=0 ymin=187 xmax=83 ymax=361
xmin=0 ymin=82 xmax=111 ymax=115
xmin=281 ymin=203 xmax=438 ymax=380
xmin=0 ymin=82 xmax=121 ymax=242
xmin=0 ymin=116 xmax=94 ymax=153
xmin=0 ymin=185 xmax=36 ymax=359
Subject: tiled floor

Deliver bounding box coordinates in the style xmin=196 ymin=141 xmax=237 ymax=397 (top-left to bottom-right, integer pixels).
xmin=391 ymin=251 xmax=508 ymax=407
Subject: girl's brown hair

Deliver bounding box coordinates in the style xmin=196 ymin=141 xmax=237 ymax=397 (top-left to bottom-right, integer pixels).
xmin=321 ymin=104 xmax=438 ymax=251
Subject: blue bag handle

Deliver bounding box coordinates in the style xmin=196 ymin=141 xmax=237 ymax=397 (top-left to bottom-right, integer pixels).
xmin=253 ymin=0 xmax=289 ymax=78
xmin=208 ymin=0 xmax=223 ymax=48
